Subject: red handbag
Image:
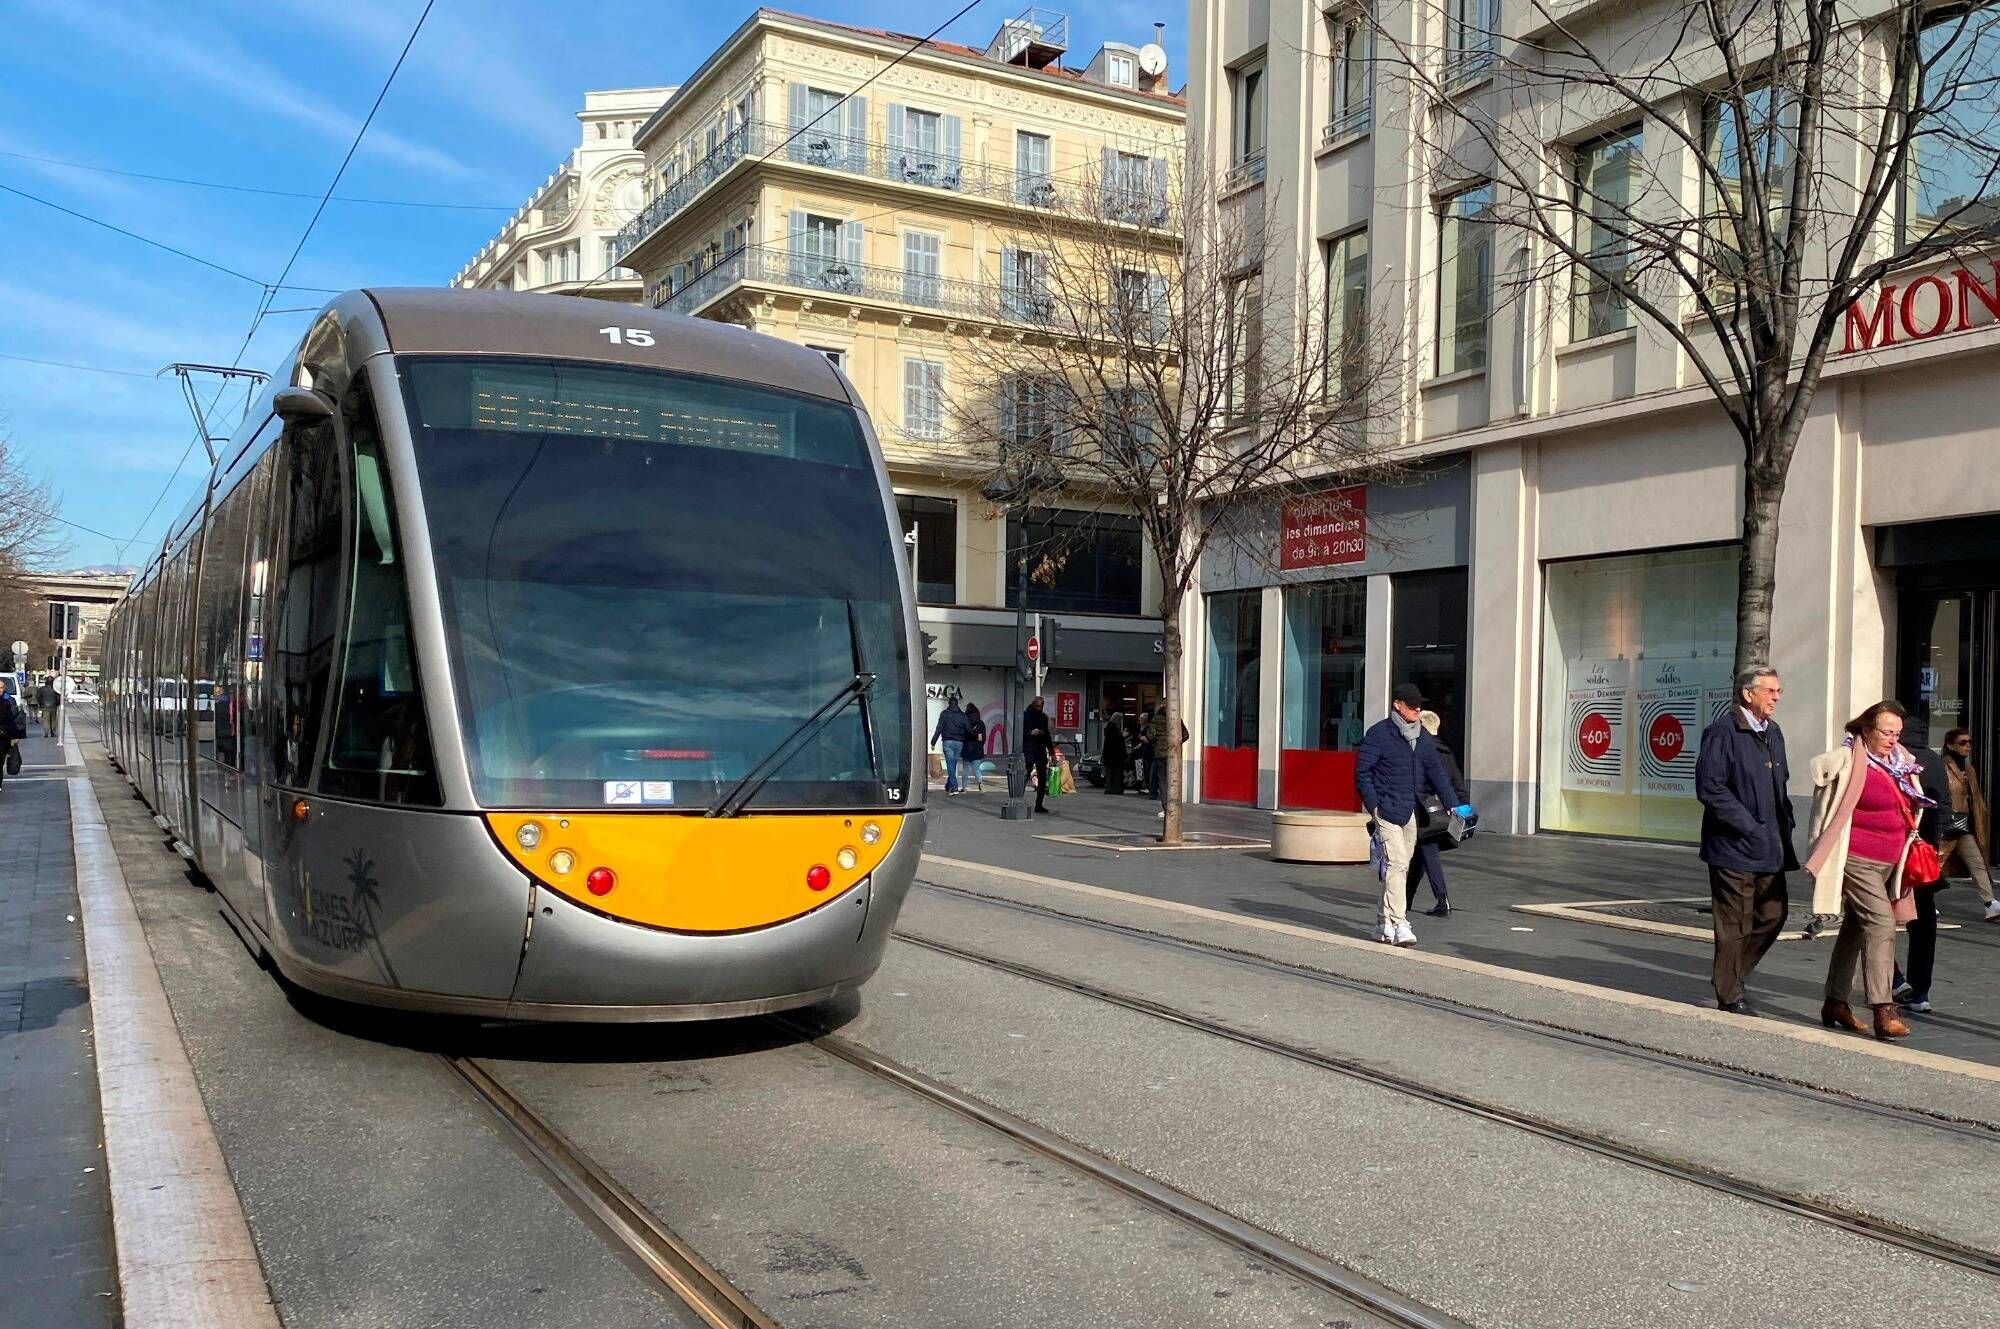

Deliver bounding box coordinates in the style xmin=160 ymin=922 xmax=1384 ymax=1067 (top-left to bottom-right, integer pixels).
xmin=1896 ymin=788 xmax=1942 ymax=888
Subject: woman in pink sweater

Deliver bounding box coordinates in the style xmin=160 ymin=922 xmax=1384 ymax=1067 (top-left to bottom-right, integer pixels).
xmin=1803 ymin=701 xmax=1923 ymax=1040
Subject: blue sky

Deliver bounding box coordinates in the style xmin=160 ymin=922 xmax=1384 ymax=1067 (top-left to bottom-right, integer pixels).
xmin=1 ymin=0 xmax=1185 ymax=570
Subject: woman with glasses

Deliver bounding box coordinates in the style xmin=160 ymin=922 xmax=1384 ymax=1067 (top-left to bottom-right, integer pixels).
xmin=1939 ymin=729 xmax=1997 ymax=923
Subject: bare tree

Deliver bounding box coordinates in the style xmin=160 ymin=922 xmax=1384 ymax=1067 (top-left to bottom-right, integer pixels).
xmin=1368 ymin=0 xmax=2000 ymax=673
xmin=945 ymin=156 xmax=1401 ymax=842
xmin=0 ymin=419 xmax=64 ymax=572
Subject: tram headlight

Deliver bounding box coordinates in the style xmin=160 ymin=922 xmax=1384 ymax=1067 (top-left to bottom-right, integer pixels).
xmin=860 ymin=821 xmax=882 ymax=845
xmin=548 ymin=849 xmax=575 ymax=876
xmin=515 ymin=821 xmax=543 ymax=850
xmin=836 ymin=846 xmax=858 ymax=871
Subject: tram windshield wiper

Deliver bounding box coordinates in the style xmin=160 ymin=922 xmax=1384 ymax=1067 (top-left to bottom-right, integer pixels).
xmin=705 ymin=670 xmax=877 ymax=818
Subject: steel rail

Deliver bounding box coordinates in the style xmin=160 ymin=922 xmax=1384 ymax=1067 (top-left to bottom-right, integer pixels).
xmin=894 ymin=929 xmax=2000 ymax=1280
xmin=912 ymin=878 xmax=2000 ymax=1141
xmin=775 ymin=1020 xmax=1470 ymax=1329
xmin=446 ymin=1057 xmax=781 ymax=1329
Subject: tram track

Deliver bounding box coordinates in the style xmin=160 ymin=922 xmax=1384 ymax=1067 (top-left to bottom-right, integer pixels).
xmin=911 ymin=877 xmax=2000 ymax=1140
xmin=892 ymin=926 xmax=2000 ymax=1280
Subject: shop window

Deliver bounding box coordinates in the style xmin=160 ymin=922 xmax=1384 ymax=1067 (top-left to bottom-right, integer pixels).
xmin=1900 ymin=8 xmax=2000 ymax=248
xmin=1323 ymin=229 xmax=1368 ymax=402
xmin=1006 ymin=509 xmax=1142 ymax=616
xmin=896 ymin=493 xmax=958 ymax=606
xmin=1392 ymin=567 xmax=1468 ymax=761
xmin=1571 ymin=126 xmax=1640 ymax=340
xmin=1539 ymin=545 xmax=1739 ymax=842
xmin=1279 ymin=580 xmax=1366 ymax=809
xmin=1204 ymin=589 xmax=1261 ymax=802
xmin=1701 ymin=86 xmax=1796 ymax=279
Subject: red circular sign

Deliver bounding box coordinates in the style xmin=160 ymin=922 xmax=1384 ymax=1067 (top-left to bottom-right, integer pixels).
xmin=1578 ymin=713 xmax=1613 ymax=760
xmin=1648 ymin=713 xmax=1685 ymax=762
xmin=1025 ymin=636 xmax=1040 ymax=662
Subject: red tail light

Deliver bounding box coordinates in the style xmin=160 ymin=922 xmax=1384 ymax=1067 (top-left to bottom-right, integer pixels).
xmin=586 ymin=867 xmax=616 ymax=896
xmin=806 ymin=864 xmax=832 ymax=891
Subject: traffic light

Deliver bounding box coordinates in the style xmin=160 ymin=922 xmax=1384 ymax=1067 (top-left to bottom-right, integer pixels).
xmin=49 ymin=602 xmax=80 ymax=641
xmin=1042 ymin=616 xmax=1063 ymax=664
xmin=920 ymin=630 xmax=939 ymax=666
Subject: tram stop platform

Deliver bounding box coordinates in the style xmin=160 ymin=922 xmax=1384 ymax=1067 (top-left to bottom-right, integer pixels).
xmin=14 ymin=711 xmax=2000 ymax=1329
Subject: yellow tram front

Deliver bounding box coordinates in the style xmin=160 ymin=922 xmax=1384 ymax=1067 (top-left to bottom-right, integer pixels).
xmin=397 ymin=352 xmax=921 ymax=1010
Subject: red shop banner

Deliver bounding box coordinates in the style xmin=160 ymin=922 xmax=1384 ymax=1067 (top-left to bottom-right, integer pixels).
xmin=1055 ymin=692 xmax=1082 ymax=729
xmin=1279 ymin=485 xmax=1368 ymax=571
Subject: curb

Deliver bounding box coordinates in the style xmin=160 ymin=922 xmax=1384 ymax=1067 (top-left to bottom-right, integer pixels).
xmin=69 ymin=771 xmax=281 ymax=1328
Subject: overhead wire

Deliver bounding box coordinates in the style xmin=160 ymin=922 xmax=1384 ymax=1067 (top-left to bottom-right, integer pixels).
xmin=0 ymin=352 xmax=158 ymax=380
xmin=114 ymin=0 xmax=436 ymax=565
xmin=0 ymin=148 xmax=514 ymax=211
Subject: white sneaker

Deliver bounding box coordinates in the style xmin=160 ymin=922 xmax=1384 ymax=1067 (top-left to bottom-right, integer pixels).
xmin=1984 ymin=899 xmax=2000 ymax=922
xmin=1893 ymin=981 xmax=1915 ymax=1002
xmin=1373 ymin=923 xmax=1395 ymax=944
xmin=1392 ymin=922 xmax=1417 ymax=948
xmin=1906 ymin=998 xmax=1934 ymax=1013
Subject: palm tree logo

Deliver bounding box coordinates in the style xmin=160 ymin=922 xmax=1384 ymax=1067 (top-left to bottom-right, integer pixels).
xmin=343 ymin=848 xmax=399 ymax=986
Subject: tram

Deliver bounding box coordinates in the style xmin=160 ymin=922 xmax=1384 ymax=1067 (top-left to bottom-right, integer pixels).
xmin=102 ymin=290 xmax=925 ymax=1020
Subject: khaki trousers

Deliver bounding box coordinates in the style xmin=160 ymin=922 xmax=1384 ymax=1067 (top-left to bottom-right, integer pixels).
xmin=1376 ymin=815 xmax=1419 ymax=929
xmin=1825 ymin=856 xmax=1898 ymax=1006
xmin=1943 ymin=834 xmax=1994 ymax=904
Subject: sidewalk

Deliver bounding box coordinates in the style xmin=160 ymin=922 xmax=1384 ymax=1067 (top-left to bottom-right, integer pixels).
xmin=0 ymin=725 xmax=117 ymax=1328
xmin=924 ymin=786 xmax=2000 ymax=1066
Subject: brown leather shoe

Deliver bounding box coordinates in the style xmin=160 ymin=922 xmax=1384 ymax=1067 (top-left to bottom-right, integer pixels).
xmin=1820 ymin=1000 xmax=1866 ymax=1033
xmin=1873 ymin=1005 xmax=1912 ymax=1040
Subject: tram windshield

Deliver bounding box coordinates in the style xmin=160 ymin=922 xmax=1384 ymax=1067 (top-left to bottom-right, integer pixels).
xmin=402 ymin=357 xmax=911 ymax=811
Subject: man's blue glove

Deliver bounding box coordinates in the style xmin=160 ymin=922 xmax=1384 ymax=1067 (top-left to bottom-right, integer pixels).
xmin=1453 ymin=804 xmax=1474 ymax=818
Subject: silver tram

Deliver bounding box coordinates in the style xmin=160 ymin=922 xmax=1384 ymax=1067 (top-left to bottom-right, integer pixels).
xmin=101 ymin=290 xmax=925 ymax=1020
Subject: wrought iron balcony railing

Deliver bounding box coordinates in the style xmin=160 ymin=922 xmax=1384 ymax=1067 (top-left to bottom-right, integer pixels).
xmin=1321 ymin=98 xmax=1372 ymax=147
xmin=612 ymin=119 xmax=1171 ymax=263
xmin=1226 ymin=149 xmax=1267 ymax=192
xmin=655 ymin=245 xmax=1069 ymax=324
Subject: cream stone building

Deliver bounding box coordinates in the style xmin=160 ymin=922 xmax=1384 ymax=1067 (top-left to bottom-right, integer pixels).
xmin=452 ymin=87 xmax=678 ymax=301
xmin=614 ymin=7 xmax=1186 ymax=755
xmin=1184 ymin=0 xmax=2000 ymax=844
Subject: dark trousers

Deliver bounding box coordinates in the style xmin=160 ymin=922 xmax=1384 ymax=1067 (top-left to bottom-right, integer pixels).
xmin=1404 ymin=840 xmax=1447 ymax=909
xmin=1028 ymin=750 xmax=1049 ymax=809
xmin=1709 ymin=867 xmax=1788 ymax=1004
xmin=1899 ymin=882 xmax=1944 ymax=1001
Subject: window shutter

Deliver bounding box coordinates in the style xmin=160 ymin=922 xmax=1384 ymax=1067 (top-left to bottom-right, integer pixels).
xmin=997 ymin=375 xmax=1017 ymax=441
xmin=788 ymin=210 xmax=806 ymax=256
xmin=841 ymin=220 xmax=864 ymax=269
xmin=942 ymin=114 xmax=962 ymax=177
xmin=1016 ymin=131 xmax=1031 ymax=175
xmin=845 ymin=96 xmax=867 ymax=170
xmin=1150 ymin=156 xmax=1169 ymax=222
xmin=788 ymin=82 xmax=807 ymax=127
xmin=904 ymin=360 xmax=920 ymax=432
xmin=1100 ymin=146 xmax=1115 ymax=211
xmin=885 ymin=104 xmax=906 ymax=155
xmin=1149 ymin=273 xmax=1170 ymax=340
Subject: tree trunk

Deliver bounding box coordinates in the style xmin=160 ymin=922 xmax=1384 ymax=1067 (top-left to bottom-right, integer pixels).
xmin=1160 ymin=604 xmax=1185 ymax=845
xmin=1733 ymin=462 xmax=1785 ymax=678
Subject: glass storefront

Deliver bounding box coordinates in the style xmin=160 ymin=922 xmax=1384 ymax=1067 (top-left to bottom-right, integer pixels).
xmin=1278 ymin=580 xmax=1366 ymax=808
xmin=1539 ymin=545 xmax=1738 ymax=841
xmin=1203 ymin=589 xmax=1261 ymax=803
xmin=1393 ymin=568 xmax=1469 ymax=762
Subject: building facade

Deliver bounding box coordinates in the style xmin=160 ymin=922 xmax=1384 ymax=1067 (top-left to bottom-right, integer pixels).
xmin=613 ymin=8 xmax=1186 ymax=756
xmin=10 ymin=570 xmax=129 ymax=681
xmin=452 ymin=87 xmax=678 ymax=301
xmin=1186 ymin=0 xmax=2000 ymax=843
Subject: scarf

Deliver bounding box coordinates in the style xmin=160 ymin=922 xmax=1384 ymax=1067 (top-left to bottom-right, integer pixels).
xmin=1396 ymin=714 xmax=1421 ymax=749
xmin=1863 ymin=737 xmax=1935 ymax=808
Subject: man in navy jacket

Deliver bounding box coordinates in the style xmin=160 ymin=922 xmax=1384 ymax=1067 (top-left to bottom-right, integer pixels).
xmin=1355 ymin=683 xmax=1460 ymax=947
xmin=1694 ymin=666 xmax=1796 ymax=1014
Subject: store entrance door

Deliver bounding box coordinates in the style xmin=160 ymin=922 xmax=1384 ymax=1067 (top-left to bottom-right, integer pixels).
xmin=1897 ymin=582 xmax=1998 ymax=842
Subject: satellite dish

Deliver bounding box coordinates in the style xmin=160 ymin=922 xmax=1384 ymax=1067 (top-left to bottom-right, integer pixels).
xmin=1138 ymin=43 xmax=1168 ymax=77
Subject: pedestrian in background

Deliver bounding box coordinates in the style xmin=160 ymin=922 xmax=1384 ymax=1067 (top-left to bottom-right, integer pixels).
xmin=1022 ymin=695 xmax=1052 ymax=814
xmin=961 ymin=703 xmax=987 ymax=793
xmin=1938 ymin=728 xmax=1997 ymax=922
xmin=930 ymin=695 xmax=971 ymax=796
xmin=0 ymin=679 xmax=24 ymax=789
xmin=1101 ymin=711 xmax=1127 ymax=796
xmin=1694 ymin=665 xmax=1796 ymax=1015
xmin=36 ymin=674 xmax=60 ymax=738
xmin=1804 ymin=700 xmax=1925 ymax=1041
xmin=1138 ymin=706 xmax=1159 ymax=797
xmin=1404 ymin=709 xmax=1470 ymax=917
xmin=1355 ymin=683 xmax=1459 ymax=948
xmin=1893 ymin=732 xmax=1951 ymax=1014
xmin=1151 ymin=709 xmax=1187 ymax=816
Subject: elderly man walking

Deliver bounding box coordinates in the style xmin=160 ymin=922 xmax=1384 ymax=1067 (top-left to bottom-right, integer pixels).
xmin=1694 ymin=666 xmax=1797 ymax=1014
xmin=1355 ymin=683 xmax=1460 ymax=948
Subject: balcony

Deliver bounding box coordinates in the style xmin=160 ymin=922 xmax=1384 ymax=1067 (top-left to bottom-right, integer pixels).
xmin=653 ymin=244 xmax=1072 ymax=327
xmin=612 ymin=118 xmax=1171 ymax=265
xmin=1226 ymin=149 xmax=1267 ymax=192
xmin=1441 ymin=37 xmax=1496 ymax=91
xmin=1321 ymin=99 xmax=1371 ymax=147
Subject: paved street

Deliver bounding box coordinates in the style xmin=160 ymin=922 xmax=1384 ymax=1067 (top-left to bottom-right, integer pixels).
xmin=14 ymin=711 xmax=1995 ymax=1329
xmin=0 ymin=723 xmax=117 ymax=1329
xmin=925 ymin=782 xmax=2000 ymax=1066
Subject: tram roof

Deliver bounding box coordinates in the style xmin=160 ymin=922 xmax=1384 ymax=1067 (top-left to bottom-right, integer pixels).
xmin=362 ymin=288 xmax=854 ymax=404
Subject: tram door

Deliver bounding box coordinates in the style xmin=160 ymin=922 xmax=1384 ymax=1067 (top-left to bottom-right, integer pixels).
xmin=1899 ymin=586 xmax=1999 ymax=844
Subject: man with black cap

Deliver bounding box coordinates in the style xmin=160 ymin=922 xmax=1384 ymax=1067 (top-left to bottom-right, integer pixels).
xmin=1355 ymin=682 xmax=1460 ymax=947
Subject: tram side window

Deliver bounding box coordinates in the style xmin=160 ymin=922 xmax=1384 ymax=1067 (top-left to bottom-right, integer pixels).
xmin=194 ymin=453 xmax=261 ymax=768
xmin=267 ymin=415 xmax=343 ymax=788
xmin=319 ymin=377 xmax=442 ymax=805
